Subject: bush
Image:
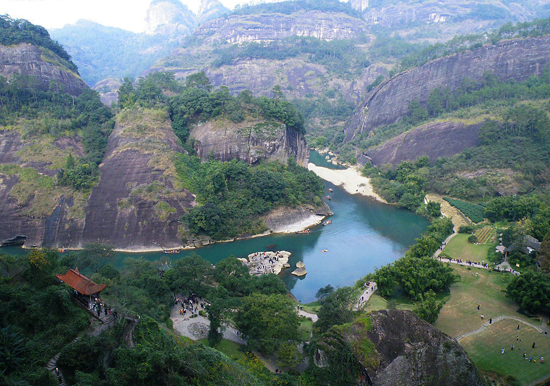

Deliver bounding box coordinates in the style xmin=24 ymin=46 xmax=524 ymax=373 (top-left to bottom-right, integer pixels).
xmin=458 ymin=225 xmax=474 ymax=234
xmin=467 ymin=235 xmax=478 ymax=244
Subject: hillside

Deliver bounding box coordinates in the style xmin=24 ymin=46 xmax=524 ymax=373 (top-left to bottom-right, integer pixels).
xmin=0 ymin=24 xmax=322 ymax=249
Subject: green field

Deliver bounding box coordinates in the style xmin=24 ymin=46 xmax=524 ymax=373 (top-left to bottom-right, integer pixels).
xmin=460 ymin=319 xmax=550 ymax=385
xmin=435 ymin=265 xmax=533 ymax=338
xmin=442 ymin=233 xmax=497 ymax=263
xmin=299 ymin=318 xmax=313 ymax=341
xmin=199 ymin=339 xmax=249 ymax=363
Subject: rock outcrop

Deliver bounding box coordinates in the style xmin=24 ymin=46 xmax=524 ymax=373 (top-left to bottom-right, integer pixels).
xmin=189 ymin=118 xmax=309 ymax=166
xmin=346 ymin=36 xmax=550 ymax=142
xmin=314 ymin=310 xmax=483 ymax=386
xmin=367 ymin=121 xmax=484 ymax=167
xmin=0 ymin=129 xmax=89 ymax=248
xmin=197 ymin=0 xmax=228 ymax=25
xmin=0 ymin=43 xmax=87 ymax=96
xmin=145 ymin=0 xmax=196 ymax=36
xmin=193 ymin=10 xmax=369 ymax=45
xmin=81 ymin=107 xmax=194 ymax=250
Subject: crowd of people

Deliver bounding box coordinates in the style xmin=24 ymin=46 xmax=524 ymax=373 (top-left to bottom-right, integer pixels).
xmin=175 ymin=294 xmax=208 ymax=317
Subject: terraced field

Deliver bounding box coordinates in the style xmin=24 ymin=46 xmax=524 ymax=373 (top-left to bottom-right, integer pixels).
xmin=475 ymin=226 xmax=496 ymax=244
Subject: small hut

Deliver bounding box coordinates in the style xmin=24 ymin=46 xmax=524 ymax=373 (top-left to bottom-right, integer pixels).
xmin=56 ymin=268 xmax=107 ymax=306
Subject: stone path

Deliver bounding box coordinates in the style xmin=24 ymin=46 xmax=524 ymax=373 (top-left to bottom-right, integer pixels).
xmin=354 ymin=282 xmax=377 ymax=310
xmin=432 ymin=232 xmax=457 ymax=258
xmin=298 ymin=309 xmax=318 ymax=322
xmin=170 ymin=304 xmax=245 ymax=345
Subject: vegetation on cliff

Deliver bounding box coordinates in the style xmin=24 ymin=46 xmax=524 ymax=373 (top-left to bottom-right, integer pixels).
xmin=0 ymin=15 xmax=77 ymax=73
xmin=177 ymin=155 xmax=323 ymax=239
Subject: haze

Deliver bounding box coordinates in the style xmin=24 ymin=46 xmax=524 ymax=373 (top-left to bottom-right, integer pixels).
xmin=2 ymin=0 xmax=261 ymax=33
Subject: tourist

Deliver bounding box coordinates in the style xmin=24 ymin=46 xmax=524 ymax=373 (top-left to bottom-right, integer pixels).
xmin=501 ymin=348 xmax=505 ymax=354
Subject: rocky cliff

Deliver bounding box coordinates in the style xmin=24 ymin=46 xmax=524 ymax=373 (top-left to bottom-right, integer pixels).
xmin=145 ymin=0 xmax=197 ymax=36
xmin=0 ymin=129 xmax=90 ymax=248
xmin=197 ymin=0 xmax=228 ymax=25
xmin=367 ymin=121 xmax=483 ymax=167
xmin=151 ymin=8 xmax=379 ymax=104
xmin=193 ymin=10 xmax=369 ymax=45
xmin=189 ymin=118 xmax=309 ymax=166
xmin=81 ymin=107 xmax=194 ymax=250
xmin=0 ymin=43 xmax=87 ymax=96
xmin=346 ymin=36 xmax=550 ymax=142
xmin=314 ymin=310 xmax=483 ymax=386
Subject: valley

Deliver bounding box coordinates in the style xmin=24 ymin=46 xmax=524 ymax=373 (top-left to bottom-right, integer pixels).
xmin=1 ymin=1 xmax=550 ymax=385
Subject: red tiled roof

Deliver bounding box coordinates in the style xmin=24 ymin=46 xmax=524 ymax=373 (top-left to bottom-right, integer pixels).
xmin=56 ymin=269 xmax=107 ymax=296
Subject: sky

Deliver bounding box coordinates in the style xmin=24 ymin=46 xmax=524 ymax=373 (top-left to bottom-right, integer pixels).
xmin=1 ymin=0 xmax=260 ymax=33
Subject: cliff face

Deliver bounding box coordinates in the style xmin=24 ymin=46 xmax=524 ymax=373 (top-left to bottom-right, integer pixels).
xmin=197 ymin=0 xmax=228 ymax=24
xmin=314 ymin=310 xmax=483 ymax=386
xmin=0 ymin=43 xmax=87 ymax=96
xmin=145 ymin=0 xmax=196 ymax=36
xmin=346 ymin=36 xmax=550 ymax=142
xmin=194 ymin=10 xmax=369 ymax=45
xmin=189 ymin=118 xmax=309 ymax=166
xmin=367 ymin=121 xmax=483 ymax=167
xmin=81 ymin=107 xmax=194 ymax=250
xmin=0 ymin=129 xmax=89 ymax=248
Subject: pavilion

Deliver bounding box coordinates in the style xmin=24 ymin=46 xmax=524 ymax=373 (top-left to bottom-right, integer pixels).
xmin=56 ymin=268 xmax=107 ymax=304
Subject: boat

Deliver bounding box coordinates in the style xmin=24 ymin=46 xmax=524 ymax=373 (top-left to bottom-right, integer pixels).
xmin=323 ymin=220 xmax=332 ymax=226
xmin=321 ymin=249 xmax=329 ymax=253
xmin=295 ymin=229 xmax=311 ymax=234
xmin=163 ymin=249 xmax=180 ymax=254
xmin=326 ymin=195 xmax=332 ymax=200
xmin=328 ymin=188 xmax=333 ymax=192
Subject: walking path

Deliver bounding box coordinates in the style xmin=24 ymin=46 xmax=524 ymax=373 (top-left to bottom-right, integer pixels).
xmin=354 ymin=282 xmax=377 ymax=310
xmin=456 ymin=316 xmax=544 ymax=341
xmin=298 ymin=309 xmax=318 ymax=322
xmin=170 ymin=303 xmax=245 ymax=344
xmin=432 ymin=232 xmax=457 ymax=258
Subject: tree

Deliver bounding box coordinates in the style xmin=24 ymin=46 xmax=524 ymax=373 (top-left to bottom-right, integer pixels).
xmin=164 ymin=254 xmax=213 ymax=296
xmin=538 ymin=232 xmax=550 ymax=273
xmin=185 ymin=71 xmax=212 ymax=91
xmin=315 ymin=287 xmax=354 ymax=333
xmin=235 ymin=293 xmax=300 ymax=354
xmin=506 ymin=271 xmax=550 ymax=314
xmin=413 ymin=290 xmax=445 ymax=324
xmin=78 ymin=243 xmax=114 ymax=273
xmin=315 ymin=284 xmax=334 ymax=302
xmin=426 ymin=201 xmax=441 ymax=218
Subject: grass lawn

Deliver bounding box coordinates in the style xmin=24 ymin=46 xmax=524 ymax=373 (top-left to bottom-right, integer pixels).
xmin=443 ymin=233 xmax=497 ymax=263
xmin=301 ymin=301 xmax=321 ymax=314
xmin=435 ymin=265 xmax=538 ymax=338
xmin=460 ymin=318 xmax=550 ymax=386
xmin=199 ymin=338 xmax=249 ymax=362
xmin=299 ymin=318 xmax=313 ymax=341
xmin=363 ymin=294 xmax=414 ymax=313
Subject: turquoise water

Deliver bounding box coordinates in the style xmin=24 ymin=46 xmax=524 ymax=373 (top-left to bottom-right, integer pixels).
xmin=308 ymin=150 xmax=346 ymax=169
xmin=2 ymin=152 xmax=429 ymax=302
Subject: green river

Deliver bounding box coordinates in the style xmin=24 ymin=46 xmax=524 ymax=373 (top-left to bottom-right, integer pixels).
xmin=3 ymin=151 xmax=429 ymax=303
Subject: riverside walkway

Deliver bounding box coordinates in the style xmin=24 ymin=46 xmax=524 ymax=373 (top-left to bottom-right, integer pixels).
xmin=355 ymin=282 xmax=377 ymax=310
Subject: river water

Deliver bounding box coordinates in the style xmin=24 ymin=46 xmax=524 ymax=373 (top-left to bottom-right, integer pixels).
xmin=2 ymin=152 xmax=429 ymax=303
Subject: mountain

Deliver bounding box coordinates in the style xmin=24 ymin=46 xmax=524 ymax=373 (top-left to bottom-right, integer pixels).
xmin=345 ymin=35 xmax=550 ymax=161
xmin=313 ymin=310 xmax=484 ymax=386
xmin=51 ymin=21 xmax=180 ymax=86
xmin=145 ymin=0 xmax=197 ymax=36
xmin=197 ymin=0 xmax=229 ymax=24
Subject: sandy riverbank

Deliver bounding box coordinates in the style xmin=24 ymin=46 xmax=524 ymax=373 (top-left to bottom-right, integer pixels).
xmin=268 ymin=213 xmax=325 ymax=233
xmin=96 ymin=212 xmax=325 ymax=253
xmin=308 ymin=163 xmax=386 ymax=203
